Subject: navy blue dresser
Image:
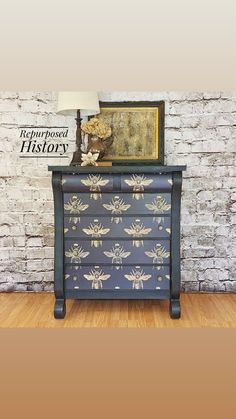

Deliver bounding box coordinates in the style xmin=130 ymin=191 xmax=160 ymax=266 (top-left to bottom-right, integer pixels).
xmin=49 ymin=165 xmax=186 ymax=319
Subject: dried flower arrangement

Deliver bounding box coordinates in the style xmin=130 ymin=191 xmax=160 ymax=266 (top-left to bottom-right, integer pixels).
xmin=81 ymin=117 xmax=112 ymax=161
xmin=81 ymin=117 xmax=112 ymax=139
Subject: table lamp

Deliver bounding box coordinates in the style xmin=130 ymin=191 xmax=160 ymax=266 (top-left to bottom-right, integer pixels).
xmin=57 ymin=92 xmax=100 ymax=165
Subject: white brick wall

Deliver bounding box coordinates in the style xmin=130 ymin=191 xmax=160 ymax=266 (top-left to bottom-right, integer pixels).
xmin=0 ymin=91 xmax=235 ymax=292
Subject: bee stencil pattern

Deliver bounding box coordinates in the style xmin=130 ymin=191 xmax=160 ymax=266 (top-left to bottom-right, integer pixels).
xmin=103 ymin=243 xmax=131 ymax=269
xmin=65 ymin=243 xmax=90 ymax=264
xmin=145 ymin=196 xmax=171 ymax=224
xmin=64 ymin=196 xmax=89 ymax=228
xmin=82 ymin=220 xmax=110 ymax=247
xmin=81 ymin=174 xmax=109 ymax=200
xmin=124 ymin=174 xmax=153 ymax=199
xmin=145 ymin=243 xmax=170 ymax=265
xmin=125 ymin=268 xmax=152 ymax=290
xmin=103 ymin=196 xmax=131 ymax=223
xmin=64 ymin=195 xmax=89 ymax=215
xmin=84 ymin=268 xmax=111 ymax=289
xmin=124 ymin=219 xmax=152 ymax=247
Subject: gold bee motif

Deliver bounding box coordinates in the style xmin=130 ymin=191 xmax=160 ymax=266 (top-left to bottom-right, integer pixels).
xmin=84 ymin=268 xmax=111 ymax=289
xmin=145 ymin=243 xmax=170 ymax=264
xmin=145 ymin=196 xmax=171 ymax=224
xmin=124 ymin=219 xmax=152 ymax=247
xmin=83 ymin=220 xmax=110 ymax=247
xmin=65 ymin=243 xmax=90 ymax=264
xmin=64 ymin=196 xmax=89 ymax=226
xmin=81 ymin=174 xmax=109 ymax=200
xmin=103 ymin=243 xmax=131 ymax=269
xmin=125 ymin=268 xmax=152 ymax=290
xmin=103 ymin=196 xmax=131 ymax=223
xmin=124 ymin=174 xmax=153 ymax=200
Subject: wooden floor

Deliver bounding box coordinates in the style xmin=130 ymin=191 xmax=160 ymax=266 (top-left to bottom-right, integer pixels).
xmin=0 ymin=293 xmax=236 ymax=327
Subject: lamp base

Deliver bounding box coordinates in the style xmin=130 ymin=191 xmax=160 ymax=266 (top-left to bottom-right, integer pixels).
xmin=70 ymin=150 xmax=82 ymax=166
xmin=70 ymin=110 xmax=83 ymax=166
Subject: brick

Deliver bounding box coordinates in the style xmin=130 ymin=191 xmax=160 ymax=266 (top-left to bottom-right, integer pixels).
xmin=44 ymin=283 xmax=54 ymax=292
xmin=181 ymin=259 xmax=199 ymax=270
xmin=26 ymin=260 xmax=44 ymax=271
xmin=215 ymin=114 xmax=236 ymax=126
xmin=26 ymin=237 xmax=43 ymax=247
xmin=192 ymin=140 xmax=226 ymax=153
xmin=183 ymin=247 xmax=215 ymax=258
xmin=0 ymin=100 xmax=19 ymax=112
xmin=0 ymin=249 xmax=10 ymax=259
xmin=182 ymin=270 xmax=198 ymax=282
xmin=170 ymin=102 xmax=204 ymax=116
xmin=203 ymin=92 xmax=221 ymax=99
xmin=197 ymin=190 xmax=213 ymax=201
xmin=182 ymin=225 xmax=215 ymax=237
xmin=214 ymin=258 xmax=229 ymax=269
xmin=204 ymin=100 xmax=236 ymax=113
xmin=165 ymin=115 xmax=181 ymax=128
xmin=216 ymin=226 xmax=230 ymax=236
xmin=198 ymin=259 xmax=215 ymax=270
xmin=220 ymin=92 xmax=236 ymax=99
xmin=222 ymin=178 xmax=236 ymax=189
xmin=181 ymin=282 xmax=200 ymax=292
xmin=225 ymin=281 xmax=236 ymax=291
xmin=43 ymin=247 xmax=54 ymax=258
xmin=25 ymin=248 xmax=45 ymax=259
xmin=200 ymin=153 xmax=234 ymax=166
xmin=200 ymin=281 xmax=226 ymax=292
xmin=0 ymin=237 xmax=14 ymax=247
xmin=203 ymin=269 xmax=229 ymax=282
xmin=0 ymin=92 xmax=19 ymax=100
xmin=230 ymin=214 xmax=236 ymax=225
xmin=28 ymin=283 xmax=44 ymax=292
xmin=180 ymin=116 xmax=200 ymax=128
xmin=214 ymin=237 xmax=230 ymax=257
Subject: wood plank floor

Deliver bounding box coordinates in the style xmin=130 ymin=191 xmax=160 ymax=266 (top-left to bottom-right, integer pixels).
xmin=0 ymin=293 xmax=236 ymax=327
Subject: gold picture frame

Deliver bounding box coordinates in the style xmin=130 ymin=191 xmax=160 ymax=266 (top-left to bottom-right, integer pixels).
xmin=95 ymin=101 xmax=165 ymax=164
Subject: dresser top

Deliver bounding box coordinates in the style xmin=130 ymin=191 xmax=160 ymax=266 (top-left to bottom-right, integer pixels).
xmin=48 ymin=165 xmax=186 ymax=174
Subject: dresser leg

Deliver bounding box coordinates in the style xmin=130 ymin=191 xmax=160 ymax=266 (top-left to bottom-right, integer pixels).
xmin=169 ymin=299 xmax=181 ymax=319
xmin=54 ymin=298 xmax=66 ymax=319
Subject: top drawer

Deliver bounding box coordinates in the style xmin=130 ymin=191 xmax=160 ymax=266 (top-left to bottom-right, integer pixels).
xmin=62 ymin=173 xmax=172 ymax=193
xmin=121 ymin=174 xmax=172 ymax=193
xmin=62 ymin=173 xmax=113 ymax=193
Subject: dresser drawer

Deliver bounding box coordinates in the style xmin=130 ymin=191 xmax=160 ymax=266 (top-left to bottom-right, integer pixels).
xmin=62 ymin=173 xmax=114 ymax=192
xmin=121 ymin=173 xmax=172 ymax=193
xmin=62 ymin=173 xmax=172 ymax=194
xmin=64 ymin=192 xmax=171 ymax=216
xmin=64 ymin=264 xmax=170 ymax=291
xmin=64 ymin=239 xmax=170 ymax=265
xmin=64 ymin=216 xmax=171 ymax=238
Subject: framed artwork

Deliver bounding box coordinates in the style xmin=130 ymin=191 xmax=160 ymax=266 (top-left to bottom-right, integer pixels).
xmin=95 ymin=101 xmax=165 ymax=165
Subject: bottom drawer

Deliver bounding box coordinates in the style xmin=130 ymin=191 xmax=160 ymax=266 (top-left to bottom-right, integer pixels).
xmin=64 ymin=265 xmax=170 ymax=291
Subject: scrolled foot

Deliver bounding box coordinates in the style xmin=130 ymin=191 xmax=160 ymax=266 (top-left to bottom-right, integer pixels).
xmin=54 ymin=299 xmax=66 ymax=319
xmin=169 ymin=299 xmax=181 ymax=319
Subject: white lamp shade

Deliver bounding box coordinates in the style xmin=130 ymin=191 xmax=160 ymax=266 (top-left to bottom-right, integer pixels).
xmin=57 ymin=92 xmax=100 ymax=116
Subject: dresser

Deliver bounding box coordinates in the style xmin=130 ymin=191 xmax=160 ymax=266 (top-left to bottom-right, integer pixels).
xmin=49 ymin=165 xmax=186 ymax=319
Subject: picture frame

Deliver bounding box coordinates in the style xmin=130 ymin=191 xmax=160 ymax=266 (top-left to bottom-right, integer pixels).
xmin=94 ymin=101 xmax=165 ymax=165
